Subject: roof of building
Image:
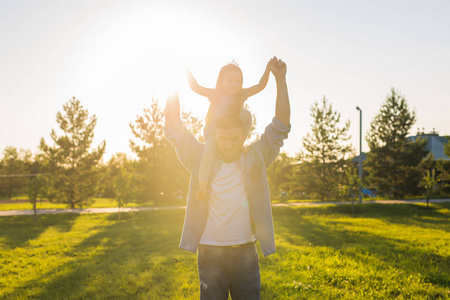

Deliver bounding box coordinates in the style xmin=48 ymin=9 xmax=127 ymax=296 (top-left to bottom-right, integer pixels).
xmin=350 ymin=133 xmax=449 ymax=163
xmin=407 ymin=133 xmax=449 ymax=160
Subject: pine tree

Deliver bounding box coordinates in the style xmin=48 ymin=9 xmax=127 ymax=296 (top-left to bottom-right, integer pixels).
xmin=365 ymin=88 xmax=428 ymax=198
xmin=40 ymin=97 xmax=105 ymax=208
xmin=129 ymin=98 xmax=201 ymax=205
xmin=294 ymin=97 xmax=352 ymax=200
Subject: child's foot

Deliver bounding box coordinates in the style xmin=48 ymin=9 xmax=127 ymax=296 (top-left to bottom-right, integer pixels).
xmin=196 ymin=189 xmax=206 ymax=201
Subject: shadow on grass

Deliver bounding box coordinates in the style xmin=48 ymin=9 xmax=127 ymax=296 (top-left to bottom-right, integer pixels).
xmin=287 ymin=202 xmax=450 ymax=231
xmin=4 ymin=210 xmax=198 ymax=300
xmin=0 ymin=213 xmax=80 ymax=250
xmin=355 ymin=203 xmax=450 ymax=232
xmin=273 ymin=204 xmax=450 ymax=289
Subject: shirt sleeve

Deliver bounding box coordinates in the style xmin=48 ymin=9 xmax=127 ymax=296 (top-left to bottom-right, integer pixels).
xmin=164 ymin=120 xmax=203 ymax=173
xmin=251 ymin=117 xmax=291 ymax=167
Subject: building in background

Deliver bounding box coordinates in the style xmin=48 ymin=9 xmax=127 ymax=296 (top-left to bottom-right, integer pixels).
xmin=407 ymin=129 xmax=450 ymax=160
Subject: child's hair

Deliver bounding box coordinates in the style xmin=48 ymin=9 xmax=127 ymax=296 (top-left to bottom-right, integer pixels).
xmin=216 ymin=115 xmax=244 ymax=130
xmin=215 ymin=61 xmax=243 ymax=91
xmin=206 ymin=61 xmax=244 ymax=125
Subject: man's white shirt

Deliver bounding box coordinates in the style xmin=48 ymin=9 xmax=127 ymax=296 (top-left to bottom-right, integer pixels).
xmin=199 ymin=161 xmax=255 ymax=246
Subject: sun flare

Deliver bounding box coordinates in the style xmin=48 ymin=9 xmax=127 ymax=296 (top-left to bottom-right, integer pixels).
xmin=86 ymin=5 xmax=245 ymax=117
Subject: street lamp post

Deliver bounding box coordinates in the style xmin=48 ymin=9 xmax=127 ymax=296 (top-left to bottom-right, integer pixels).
xmin=356 ymin=106 xmax=362 ymax=204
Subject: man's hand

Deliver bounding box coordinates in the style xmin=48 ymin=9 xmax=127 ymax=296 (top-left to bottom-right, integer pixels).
xmin=269 ymin=56 xmax=287 ymax=79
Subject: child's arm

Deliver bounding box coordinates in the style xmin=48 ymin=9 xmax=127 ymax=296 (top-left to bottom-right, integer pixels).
xmin=187 ymin=69 xmax=215 ymax=99
xmin=245 ymin=61 xmax=271 ymax=98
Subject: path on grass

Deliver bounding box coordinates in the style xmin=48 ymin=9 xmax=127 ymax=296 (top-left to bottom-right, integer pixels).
xmin=1 ymin=199 xmax=450 ymax=217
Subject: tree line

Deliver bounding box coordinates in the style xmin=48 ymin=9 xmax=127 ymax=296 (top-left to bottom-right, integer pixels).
xmin=270 ymin=88 xmax=450 ymax=201
xmin=1 ymin=89 xmax=450 ymax=212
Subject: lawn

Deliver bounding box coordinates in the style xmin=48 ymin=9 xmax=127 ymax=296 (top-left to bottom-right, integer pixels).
xmin=0 ymin=198 xmax=156 ymax=211
xmin=2 ymin=196 xmax=444 ymax=211
xmin=1 ymin=203 xmax=449 ymax=299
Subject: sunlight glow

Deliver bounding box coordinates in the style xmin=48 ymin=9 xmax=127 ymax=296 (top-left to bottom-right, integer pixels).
xmin=74 ymin=3 xmax=246 ymax=117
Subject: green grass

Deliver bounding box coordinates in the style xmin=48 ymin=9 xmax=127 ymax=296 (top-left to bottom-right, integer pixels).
xmin=1 ymin=203 xmax=449 ymax=299
xmin=273 ymin=196 xmax=450 ymax=204
xmin=0 ymin=198 xmax=156 ymax=211
xmin=3 ymin=196 xmax=446 ymax=211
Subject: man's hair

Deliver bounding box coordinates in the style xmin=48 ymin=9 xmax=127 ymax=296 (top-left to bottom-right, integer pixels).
xmin=215 ymin=115 xmax=243 ymax=130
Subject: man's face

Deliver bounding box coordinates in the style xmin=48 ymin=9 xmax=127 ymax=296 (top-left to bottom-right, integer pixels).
xmin=215 ymin=127 xmax=245 ymax=163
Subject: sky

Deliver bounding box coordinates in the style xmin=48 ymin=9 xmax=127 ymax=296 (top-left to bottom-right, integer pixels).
xmin=1 ymin=0 xmax=449 ymax=161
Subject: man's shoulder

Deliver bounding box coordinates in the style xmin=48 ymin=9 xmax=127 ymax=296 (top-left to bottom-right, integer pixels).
xmin=164 ymin=120 xmax=204 ymax=170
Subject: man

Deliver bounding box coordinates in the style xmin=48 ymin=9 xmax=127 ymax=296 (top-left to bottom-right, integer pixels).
xmin=164 ymin=57 xmax=290 ymax=299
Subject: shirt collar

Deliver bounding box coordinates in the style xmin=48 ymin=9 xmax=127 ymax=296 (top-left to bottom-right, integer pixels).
xmin=215 ymin=153 xmax=245 ymax=169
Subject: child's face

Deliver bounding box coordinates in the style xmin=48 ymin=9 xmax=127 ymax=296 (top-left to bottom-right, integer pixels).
xmin=222 ymin=70 xmax=243 ymax=95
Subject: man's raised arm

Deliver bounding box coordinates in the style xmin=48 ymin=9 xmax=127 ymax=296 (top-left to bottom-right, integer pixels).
xmin=164 ymin=92 xmax=202 ymax=173
xmin=270 ymin=57 xmax=290 ymax=127
xmin=251 ymin=57 xmax=291 ymax=167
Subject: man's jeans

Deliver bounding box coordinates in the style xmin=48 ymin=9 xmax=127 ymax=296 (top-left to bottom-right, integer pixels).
xmin=198 ymin=242 xmax=261 ymax=300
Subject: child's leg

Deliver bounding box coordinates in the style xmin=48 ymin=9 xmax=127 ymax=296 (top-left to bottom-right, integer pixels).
xmin=197 ymin=137 xmax=216 ymax=200
xmin=239 ymin=109 xmax=252 ymax=141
